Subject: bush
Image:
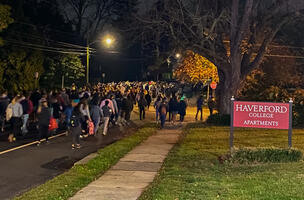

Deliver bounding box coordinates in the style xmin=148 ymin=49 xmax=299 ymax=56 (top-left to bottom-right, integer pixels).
xmin=229 ymin=148 xmax=302 ymax=164
xmin=206 ymin=113 xmax=230 ymax=126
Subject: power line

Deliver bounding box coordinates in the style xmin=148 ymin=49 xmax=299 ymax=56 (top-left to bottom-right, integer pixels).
xmin=8 ymin=31 xmax=96 ymax=51
xmin=6 ymin=39 xmax=96 ymax=53
xmin=8 ymin=43 xmax=86 ymax=55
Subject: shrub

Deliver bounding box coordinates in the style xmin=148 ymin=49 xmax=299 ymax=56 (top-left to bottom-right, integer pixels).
xmin=206 ymin=113 xmax=230 ymax=126
xmin=229 ymin=148 xmax=302 ymax=164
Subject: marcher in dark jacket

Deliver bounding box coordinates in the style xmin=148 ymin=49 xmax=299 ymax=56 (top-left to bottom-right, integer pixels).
xmin=138 ymin=95 xmax=147 ymax=120
xmin=195 ymin=96 xmax=204 ymax=121
xmin=208 ymin=97 xmax=216 ymax=116
xmin=168 ymin=96 xmax=179 ymax=123
xmin=0 ymin=91 xmax=9 ymax=132
xmin=90 ymin=97 xmax=102 ymax=134
xmin=158 ymin=99 xmax=169 ymax=129
xmin=178 ymin=97 xmax=187 ymax=122
xmin=37 ymin=98 xmax=51 ymax=146
xmin=145 ymin=93 xmax=152 ymax=110
xmin=70 ymin=103 xmax=82 ymax=149
xmin=121 ymin=95 xmax=133 ymax=121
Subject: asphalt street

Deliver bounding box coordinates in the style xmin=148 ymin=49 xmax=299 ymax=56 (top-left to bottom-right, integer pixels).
xmin=0 ymin=123 xmax=139 ymax=200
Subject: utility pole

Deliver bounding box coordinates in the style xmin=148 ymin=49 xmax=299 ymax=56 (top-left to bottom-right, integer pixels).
xmin=86 ymin=46 xmax=90 ymax=84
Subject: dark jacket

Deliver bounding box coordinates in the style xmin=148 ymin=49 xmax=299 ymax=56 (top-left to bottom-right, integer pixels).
xmin=197 ymin=98 xmax=204 ymax=109
xmin=20 ymin=99 xmax=29 ymax=115
xmin=145 ymin=94 xmax=152 ymax=104
xmin=102 ymin=105 xmax=112 ymax=118
xmin=138 ymin=98 xmax=147 ymax=108
xmin=122 ymin=97 xmax=133 ymax=112
xmin=38 ymin=107 xmax=51 ymax=126
xmin=51 ymin=102 xmax=62 ymax=119
xmin=178 ymin=100 xmax=187 ymax=116
xmin=0 ymin=96 xmax=9 ymax=116
xmin=169 ymin=98 xmax=179 ymax=112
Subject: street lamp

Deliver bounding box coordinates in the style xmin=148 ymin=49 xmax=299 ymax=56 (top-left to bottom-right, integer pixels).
xmin=86 ymin=34 xmax=116 ymax=84
xmin=175 ymin=53 xmax=181 ymax=59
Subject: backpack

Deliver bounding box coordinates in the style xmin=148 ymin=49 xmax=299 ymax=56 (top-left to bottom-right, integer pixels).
xmin=160 ymin=105 xmax=167 ymax=115
xmin=70 ymin=114 xmax=80 ymax=127
xmin=6 ymin=105 xmax=12 ymax=121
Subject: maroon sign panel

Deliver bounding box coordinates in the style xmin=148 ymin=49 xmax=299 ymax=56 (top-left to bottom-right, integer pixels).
xmin=233 ymin=101 xmax=290 ymax=130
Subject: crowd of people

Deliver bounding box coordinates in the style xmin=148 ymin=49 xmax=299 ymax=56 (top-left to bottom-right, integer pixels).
xmin=0 ymin=81 xmax=206 ymax=149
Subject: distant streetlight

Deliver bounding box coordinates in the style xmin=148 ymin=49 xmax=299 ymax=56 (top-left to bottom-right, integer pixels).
xmin=175 ymin=53 xmax=181 ymax=59
xmin=103 ymin=35 xmax=115 ymax=48
xmin=86 ymin=34 xmax=116 ymax=84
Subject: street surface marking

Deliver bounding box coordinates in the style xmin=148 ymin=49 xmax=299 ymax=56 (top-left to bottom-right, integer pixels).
xmin=0 ymin=132 xmax=67 ymax=156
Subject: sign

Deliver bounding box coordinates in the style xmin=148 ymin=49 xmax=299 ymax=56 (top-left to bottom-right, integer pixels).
xmin=210 ymin=81 xmax=217 ymax=89
xmin=233 ymin=101 xmax=290 ymax=130
xmin=229 ymin=98 xmax=293 ymax=151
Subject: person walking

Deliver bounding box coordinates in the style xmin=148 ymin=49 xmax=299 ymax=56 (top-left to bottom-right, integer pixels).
xmin=37 ymin=98 xmax=51 ymax=146
xmin=90 ymin=97 xmax=102 ymax=135
xmin=154 ymin=96 xmax=162 ymax=123
xmin=178 ymin=96 xmax=187 ymax=122
xmin=169 ymin=95 xmax=179 ymax=124
xmin=195 ymin=95 xmax=204 ymax=121
xmin=145 ymin=92 xmax=152 ymax=110
xmin=79 ymin=98 xmax=91 ymax=136
xmin=101 ymin=100 xmax=112 ymax=135
xmin=208 ymin=97 xmax=216 ymax=116
xmin=7 ymin=96 xmax=23 ymax=142
xmin=0 ymin=91 xmax=10 ymax=132
xmin=20 ymin=92 xmax=32 ymax=136
xmin=138 ymin=94 xmax=147 ymax=120
xmin=70 ymin=104 xmax=82 ymax=149
xmin=158 ymin=98 xmax=168 ymax=129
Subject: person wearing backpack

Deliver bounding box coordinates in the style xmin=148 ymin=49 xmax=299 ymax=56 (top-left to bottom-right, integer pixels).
xmin=70 ymin=104 xmax=82 ymax=149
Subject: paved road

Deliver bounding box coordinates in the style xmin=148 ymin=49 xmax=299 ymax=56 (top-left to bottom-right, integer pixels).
xmin=0 ymin=123 xmax=140 ymax=200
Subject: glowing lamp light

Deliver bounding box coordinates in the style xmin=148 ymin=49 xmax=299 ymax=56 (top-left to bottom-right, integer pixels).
xmin=106 ymin=38 xmax=113 ymax=45
xmin=175 ymin=53 xmax=181 ymax=58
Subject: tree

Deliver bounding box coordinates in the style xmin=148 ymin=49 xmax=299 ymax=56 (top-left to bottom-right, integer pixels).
xmin=0 ymin=48 xmax=44 ymax=93
xmin=174 ymin=50 xmax=219 ymax=84
xmin=134 ymin=0 xmax=304 ymax=114
xmin=41 ymin=54 xmax=85 ymax=88
xmin=0 ymin=4 xmax=13 ymax=45
xmin=58 ymin=0 xmax=137 ymax=41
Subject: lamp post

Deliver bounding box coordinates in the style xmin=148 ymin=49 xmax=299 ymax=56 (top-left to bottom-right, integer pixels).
xmin=86 ymin=34 xmax=115 ymax=84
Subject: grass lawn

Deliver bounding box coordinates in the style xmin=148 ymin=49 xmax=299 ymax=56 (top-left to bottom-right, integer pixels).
xmin=139 ymin=125 xmax=304 ymax=200
xmin=15 ymin=124 xmax=156 ymax=200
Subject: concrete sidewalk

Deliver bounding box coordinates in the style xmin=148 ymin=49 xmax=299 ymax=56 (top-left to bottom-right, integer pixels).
xmin=70 ymin=126 xmax=182 ymax=200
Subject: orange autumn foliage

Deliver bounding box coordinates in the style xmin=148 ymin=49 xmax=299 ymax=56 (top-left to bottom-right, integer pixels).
xmin=174 ymin=50 xmax=219 ymax=84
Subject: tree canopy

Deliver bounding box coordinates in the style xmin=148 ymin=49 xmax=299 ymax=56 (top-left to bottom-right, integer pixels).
xmin=174 ymin=50 xmax=219 ymax=84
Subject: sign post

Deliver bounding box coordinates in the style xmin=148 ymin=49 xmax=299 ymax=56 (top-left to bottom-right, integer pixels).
xmin=230 ymin=96 xmax=235 ymax=153
xmin=230 ymin=99 xmax=293 ymax=150
xmin=288 ymin=98 xmax=293 ymax=148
